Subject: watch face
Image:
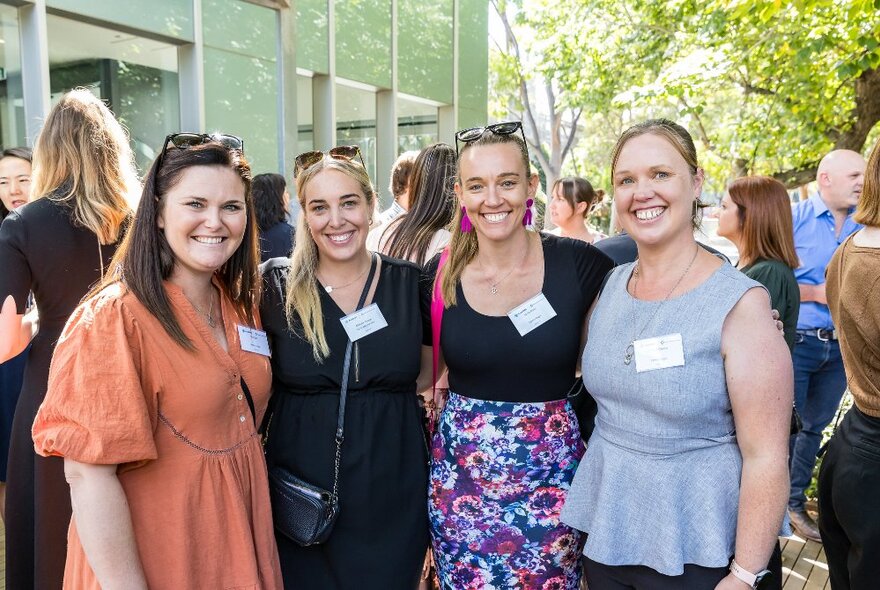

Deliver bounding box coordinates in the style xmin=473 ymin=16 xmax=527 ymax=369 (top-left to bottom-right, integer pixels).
xmin=755 ymin=571 xmax=773 ymax=590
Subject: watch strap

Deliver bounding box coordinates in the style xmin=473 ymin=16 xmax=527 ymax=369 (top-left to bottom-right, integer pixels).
xmin=729 ymin=559 xmax=769 ymax=588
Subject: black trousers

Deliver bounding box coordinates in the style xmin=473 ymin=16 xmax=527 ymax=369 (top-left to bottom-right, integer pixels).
xmin=818 ymin=406 xmax=880 ymax=590
xmin=583 ymin=557 xmax=728 ymax=589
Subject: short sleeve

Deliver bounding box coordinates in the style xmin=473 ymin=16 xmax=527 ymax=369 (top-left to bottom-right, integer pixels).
xmin=32 ymin=293 xmax=158 ymax=467
xmin=570 ymin=239 xmax=615 ymax=310
xmin=0 ymin=211 xmax=33 ymax=313
xmin=420 ymin=254 xmax=441 ymax=346
xmin=745 ymin=262 xmax=787 ymax=310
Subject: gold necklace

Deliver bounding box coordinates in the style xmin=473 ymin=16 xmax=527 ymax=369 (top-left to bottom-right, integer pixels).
xmin=623 ymin=245 xmax=699 ymax=365
xmin=319 ymin=259 xmax=371 ymax=294
xmin=477 ymin=237 xmax=532 ymax=295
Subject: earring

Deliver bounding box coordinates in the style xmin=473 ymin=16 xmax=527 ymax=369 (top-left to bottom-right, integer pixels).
xmin=522 ymin=198 xmax=534 ymax=227
xmin=460 ymin=206 xmax=473 ymax=233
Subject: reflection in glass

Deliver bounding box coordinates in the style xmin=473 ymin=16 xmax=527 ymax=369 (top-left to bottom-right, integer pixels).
xmin=397 ymin=97 xmax=438 ymax=152
xmin=335 ymin=0 xmax=391 ymax=88
xmin=398 ymin=0 xmax=453 ymax=103
xmin=336 ymin=83 xmax=377 ymax=183
xmin=47 ymin=15 xmax=180 ymax=173
xmin=0 ymin=6 xmax=25 ymax=149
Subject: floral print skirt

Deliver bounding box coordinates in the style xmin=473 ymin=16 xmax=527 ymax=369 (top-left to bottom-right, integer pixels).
xmin=428 ymin=392 xmax=586 ymax=590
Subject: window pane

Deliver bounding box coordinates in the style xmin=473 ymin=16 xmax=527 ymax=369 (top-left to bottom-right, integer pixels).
xmin=398 ymin=0 xmax=453 ymax=103
xmin=298 ymin=75 xmax=313 ymax=155
xmin=47 ymin=15 xmax=180 ymax=173
xmin=335 ymin=83 xmax=376 ymax=183
xmin=0 ymin=5 xmax=25 ymax=149
xmin=335 ymin=0 xmax=391 ymax=88
xmin=397 ymin=97 xmax=438 ymax=152
xmin=297 ymin=0 xmax=329 ymax=73
xmin=47 ymin=0 xmax=194 ymax=41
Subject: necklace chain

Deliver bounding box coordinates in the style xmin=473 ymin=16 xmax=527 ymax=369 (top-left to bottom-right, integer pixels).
xmin=478 ymin=237 xmax=532 ymax=295
xmin=320 ymin=258 xmax=371 ymax=294
xmin=623 ymin=246 xmax=699 ymax=365
xmin=187 ymin=290 xmax=217 ymax=329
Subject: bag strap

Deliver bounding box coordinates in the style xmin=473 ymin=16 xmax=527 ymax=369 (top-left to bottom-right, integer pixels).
xmin=430 ymin=248 xmax=450 ymax=390
xmin=240 ymin=378 xmax=256 ymax=427
xmin=330 ymin=252 xmax=379 ymax=501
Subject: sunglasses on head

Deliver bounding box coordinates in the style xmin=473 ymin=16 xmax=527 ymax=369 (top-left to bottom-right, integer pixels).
xmin=294 ymin=145 xmax=366 ymax=178
xmin=153 ymin=132 xmax=244 ymax=195
xmin=454 ymin=121 xmax=527 ymax=155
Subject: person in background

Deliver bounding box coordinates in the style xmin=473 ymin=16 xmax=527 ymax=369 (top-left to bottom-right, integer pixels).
xmin=788 ymin=149 xmax=865 ymax=542
xmin=261 ymin=147 xmax=431 ymax=589
xmin=716 ymin=174 xmax=800 ymax=589
xmin=0 ymin=146 xmax=33 ymax=522
xmin=549 ymin=176 xmax=607 ymax=243
xmin=253 ymin=172 xmax=294 ymax=261
xmin=32 ymin=137 xmax=282 ymax=589
xmin=562 ymin=119 xmax=791 ymax=589
xmin=819 ymin=136 xmax=880 ymax=590
xmin=374 ymin=149 xmax=419 ymax=227
xmin=423 ymin=122 xmax=613 ymax=588
xmin=374 ymin=143 xmax=456 ymax=265
xmin=0 ymin=89 xmax=139 ymax=589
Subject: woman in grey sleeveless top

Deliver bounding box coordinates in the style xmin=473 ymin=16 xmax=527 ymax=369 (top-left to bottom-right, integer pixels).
xmin=561 ymin=120 xmax=792 ymax=590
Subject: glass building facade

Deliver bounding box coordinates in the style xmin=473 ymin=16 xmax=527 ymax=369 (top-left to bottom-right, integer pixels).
xmin=1 ymin=0 xmax=488 ymax=204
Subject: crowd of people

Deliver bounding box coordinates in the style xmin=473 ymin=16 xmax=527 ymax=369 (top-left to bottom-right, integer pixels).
xmin=0 ymin=88 xmax=877 ymax=590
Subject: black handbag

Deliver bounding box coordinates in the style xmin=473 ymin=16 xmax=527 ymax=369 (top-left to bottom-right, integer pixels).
xmin=267 ymin=253 xmax=377 ymax=546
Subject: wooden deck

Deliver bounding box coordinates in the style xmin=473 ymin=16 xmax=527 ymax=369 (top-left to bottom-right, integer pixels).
xmin=0 ymin=521 xmax=829 ymax=590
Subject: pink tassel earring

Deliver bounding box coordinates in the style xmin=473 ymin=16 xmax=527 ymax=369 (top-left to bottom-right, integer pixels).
xmin=460 ymin=206 xmax=473 ymax=233
xmin=522 ymin=199 xmax=534 ymax=227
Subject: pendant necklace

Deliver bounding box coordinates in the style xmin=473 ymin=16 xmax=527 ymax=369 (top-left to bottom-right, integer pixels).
xmin=623 ymin=245 xmax=699 ymax=365
xmin=478 ymin=237 xmax=532 ymax=295
xmin=187 ymin=290 xmax=217 ymax=329
xmin=320 ymin=261 xmax=370 ymax=294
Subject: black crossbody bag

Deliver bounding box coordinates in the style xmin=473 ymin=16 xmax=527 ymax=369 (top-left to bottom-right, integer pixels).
xmin=266 ymin=254 xmax=377 ymax=546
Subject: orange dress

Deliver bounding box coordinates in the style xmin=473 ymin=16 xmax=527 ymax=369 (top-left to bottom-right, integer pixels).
xmin=32 ymin=282 xmax=283 ymax=590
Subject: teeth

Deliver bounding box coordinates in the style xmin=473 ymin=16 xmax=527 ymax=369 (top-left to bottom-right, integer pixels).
xmin=635 ymin=208 xmax=664 ymax=221
xmin=193 ymin=236 xmax=223 ymax=244
xmin=329 ymin=232 xmax=353 ymax=243
xmin=483 ymin=212 xmax=509 ymax=223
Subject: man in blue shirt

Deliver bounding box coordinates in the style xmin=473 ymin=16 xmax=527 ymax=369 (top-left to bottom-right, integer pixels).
xmin=788 ymin=149 xmax=865 ymax=542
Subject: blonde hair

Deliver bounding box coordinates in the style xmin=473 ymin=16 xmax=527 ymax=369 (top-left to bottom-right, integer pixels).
xmin=441 ymin=130 xmax=531 ymax=306
xmin=30 ymin=89 xmax=139 ymax=244
xmin=285 ymin=156 xmax=377 ymax=361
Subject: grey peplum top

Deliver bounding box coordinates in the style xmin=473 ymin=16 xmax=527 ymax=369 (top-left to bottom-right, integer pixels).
xmin=560 ymin=261 xmax=770 ymax=576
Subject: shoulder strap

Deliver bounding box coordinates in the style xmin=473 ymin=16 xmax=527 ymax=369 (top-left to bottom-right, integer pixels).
xmin=431 ymin=248 xmax=451 ymax=389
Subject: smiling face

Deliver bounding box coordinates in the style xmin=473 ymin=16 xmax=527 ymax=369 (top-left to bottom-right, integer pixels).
xmin=612 ymin=133 xmax=703 ymax=247
xmin=157 ymin=165 xmax=248 ymax=284
xmin=0 ymin=156 xmax=32 ymax=212
xmin=716 ymin=192 xmax=742 ymax=243
xmin=302 ymin=168 xmax=373 ymax=264
xmin=455 ymin=142 xmax=537 ymax=243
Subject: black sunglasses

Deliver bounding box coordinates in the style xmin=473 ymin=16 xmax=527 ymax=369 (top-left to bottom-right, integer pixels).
xmin=454 ymin=121 xmax=528 ymax=156
xmin=156 ymin=132 xmax=244 ymax=170
xmin=294 ymin=145 xmax=367 ymax=178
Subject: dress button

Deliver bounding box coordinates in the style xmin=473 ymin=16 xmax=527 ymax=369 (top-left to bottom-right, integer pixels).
xmin=239 ymin=415 xmax=246 ymax=422
xmin=237 ymin=394 xmax=243 ymax=400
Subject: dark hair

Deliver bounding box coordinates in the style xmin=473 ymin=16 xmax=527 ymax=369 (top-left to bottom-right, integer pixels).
xmin=384 ymin=143 xmax=457 ymax=265
xmin=727 ymin=176 xmax=799 ymax=269
xmin=94 ymin=142 xmax=259 ymax=350
xmin=390 ymin=151 xmax=419 ymax=198
xmin=252 ymin=173 xmax=287 ymax=232
xmin=551 ymin=176 xmax=604 ymax=219
xmin=0 ymin=147 xmax=33 ymax=220
xmin=611 ymin=118 xmax=705 ymax=229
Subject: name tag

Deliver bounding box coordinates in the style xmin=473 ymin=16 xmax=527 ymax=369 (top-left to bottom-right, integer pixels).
xmin=340 ymin=303 xmax=388 ymax=342
xmin=633 ymin=333 xmax=685 ymax=373
xmin=237 ymin=325 xmax=271 ymax=356
xmin=507 ymin=292 xmax=557 ymax=337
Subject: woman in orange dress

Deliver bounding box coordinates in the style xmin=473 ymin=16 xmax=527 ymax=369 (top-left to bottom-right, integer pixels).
xmin=32 ymin=137 xmax=282 ymax=589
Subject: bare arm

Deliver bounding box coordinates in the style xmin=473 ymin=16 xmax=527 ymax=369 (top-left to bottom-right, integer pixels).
xmin=64 ymin=459 xmax=148 ymax=590
xmin=798 ymin=283 xmax=827 ymax=305
xmin=0 ymin=295 xmax=32 ymax=363
xmin=416 ymin=344 xmax=436 ymax=392
xmin=715 ymin=288 xmax=792 ymax=589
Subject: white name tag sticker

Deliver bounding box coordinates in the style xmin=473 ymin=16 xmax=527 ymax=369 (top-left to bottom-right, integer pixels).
xmin=340 ymin=303 xmax=388 ymax=342
xmin=507 ymin=292 xmax=557 ymax=337
xmin=633 ymin=333 xmax=685 ymax=373
xmin=237 ymin=325 xmax=271 ymax=357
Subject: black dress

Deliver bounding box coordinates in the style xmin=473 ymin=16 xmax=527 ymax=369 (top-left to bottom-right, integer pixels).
xmin=260 ymin=255 xmax=429 ymax=590
xmin=0 ymin=198 xmax=121 ymax=589
xmin=259 ymin=221 xmax=295 ymax=262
